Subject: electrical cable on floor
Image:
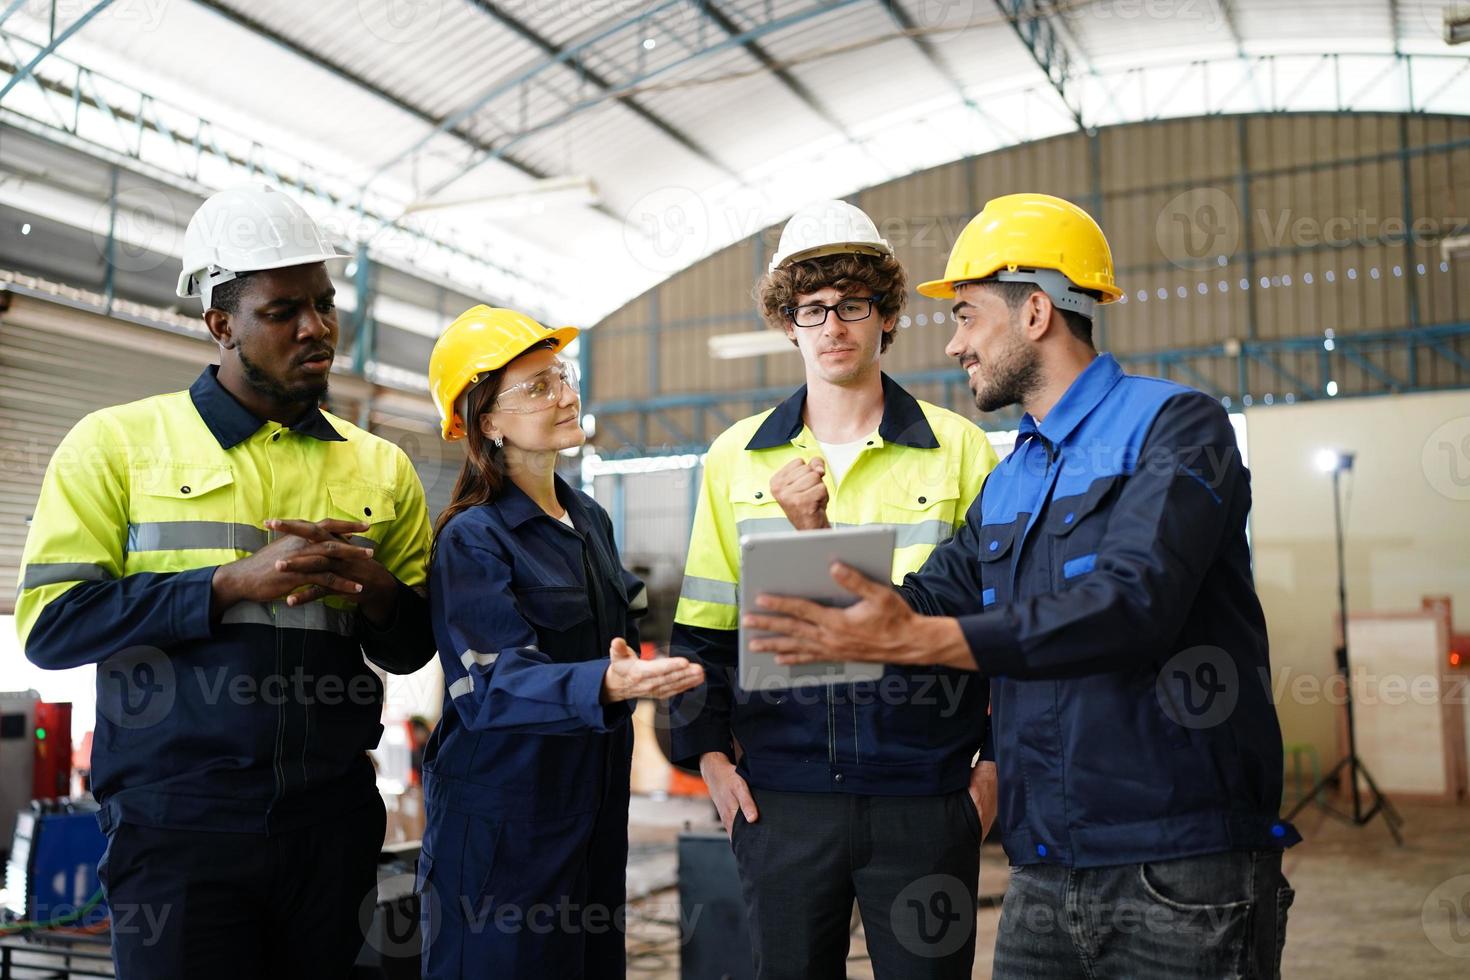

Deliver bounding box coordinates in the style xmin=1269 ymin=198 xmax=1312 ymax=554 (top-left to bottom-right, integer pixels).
xmin=0 ymin=887 xmax=108 ymax=935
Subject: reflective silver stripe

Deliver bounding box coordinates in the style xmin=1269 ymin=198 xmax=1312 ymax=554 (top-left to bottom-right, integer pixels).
xmin=892 ymin=520 xmax=954 ymax=549
xmin=219 ymin=601 xmax=356 ymax=636
xmin=735 ymin=517 xmax=794 ymax=538
xmin=449 ymin=676 xmax=475 ymax=699
xmin=127 ymin=521 xmax=268 ymax=553
xmin=460 ymin=649 xmax=499 ymax=669
xmin=20 ymin=562 xmax=114 ymax=590
xmin=679 ymin=575 xmax=737 ymax=607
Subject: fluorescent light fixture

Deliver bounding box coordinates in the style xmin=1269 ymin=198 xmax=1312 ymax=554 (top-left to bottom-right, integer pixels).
xmin=1314 ymin=449 xmax=1355 ymax=473
xmin=709 ymin=330 xmax=796 ymax=360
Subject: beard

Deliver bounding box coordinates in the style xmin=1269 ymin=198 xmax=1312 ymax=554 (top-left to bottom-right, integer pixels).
xmin=238 ymin=345 xmax=328 ymax=408
xmin=971 ymin=322 xmax=1042 ymax=413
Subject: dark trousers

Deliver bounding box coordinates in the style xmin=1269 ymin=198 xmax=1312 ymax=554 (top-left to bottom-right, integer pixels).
xmin=993 ymin=850 xmax=1294 ymax=980
xmin=418 ymin=802 xmax=629 ymax=980
xmin=98 ymin=803 xmax=386 ymax=980
xmin=730 ymin=788 xmax=980 ymax=980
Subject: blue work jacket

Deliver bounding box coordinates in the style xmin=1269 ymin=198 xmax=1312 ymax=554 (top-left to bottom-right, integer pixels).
xmin=902 ymin=354 xmax=1301 ymax=868
xmin=423 ymin=476 xmax=642 ymax=821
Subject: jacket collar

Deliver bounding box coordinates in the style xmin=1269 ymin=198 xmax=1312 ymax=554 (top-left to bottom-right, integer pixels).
xmin=1018 ymin=353 xmax=1127 ymax=449
xmin=745 ymin=372 xmax=940 ymax=451
xmin=496 ymin=472 xmax=587 ymax=531
xmin=189 ymin=365 xmax=345 ymax=450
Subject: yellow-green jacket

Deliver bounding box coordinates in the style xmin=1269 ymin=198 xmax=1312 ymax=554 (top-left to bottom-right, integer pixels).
xmin=668 ymin=374 xmax=999 ymax=795
xmin=16 ymin=366 xmax=434 ymax=834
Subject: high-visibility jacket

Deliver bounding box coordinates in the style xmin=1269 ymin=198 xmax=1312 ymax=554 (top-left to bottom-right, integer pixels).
xmin=669 ymin=374 xmax=1000 ymax=795
xmin=16 ymin=366 xmax=435 ymax=834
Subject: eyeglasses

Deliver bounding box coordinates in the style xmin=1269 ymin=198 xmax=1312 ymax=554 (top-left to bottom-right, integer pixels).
xmin=781 ymin=294 xmax=885 ymax=328
xmin=493 ymin=360 xmax=579 ymax=414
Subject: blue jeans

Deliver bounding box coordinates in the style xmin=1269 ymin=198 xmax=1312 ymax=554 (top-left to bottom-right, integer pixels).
xmin=993 ymin=850 xmax=1293 ymax=979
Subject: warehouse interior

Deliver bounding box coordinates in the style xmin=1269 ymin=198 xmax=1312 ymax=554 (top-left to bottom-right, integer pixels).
xmin=2 ymin=0 xmax=1470 ymax=977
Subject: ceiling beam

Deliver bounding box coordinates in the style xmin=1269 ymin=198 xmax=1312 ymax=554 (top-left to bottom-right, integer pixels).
xmin=463 ymin=0 xmax=741 ymax=183
xmin=992 ymin=0 xmax=1085 ymax=131
xmin=0 ymin=0 xmax=114 ymax=103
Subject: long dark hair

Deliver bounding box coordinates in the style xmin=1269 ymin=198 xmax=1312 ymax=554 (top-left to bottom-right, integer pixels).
xmin=429 ymin=341 xmax=556 ymax=564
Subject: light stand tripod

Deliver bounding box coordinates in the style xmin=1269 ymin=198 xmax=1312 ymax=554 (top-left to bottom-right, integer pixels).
xmin=1283 ymin=451 xmax=1403 ymax=843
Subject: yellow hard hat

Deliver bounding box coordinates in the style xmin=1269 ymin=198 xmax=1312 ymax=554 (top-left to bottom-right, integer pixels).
xmin=429 ymin=305 xmax=578 ymax=441
xmin=917 ymin=193 xmax=1122 ymax=305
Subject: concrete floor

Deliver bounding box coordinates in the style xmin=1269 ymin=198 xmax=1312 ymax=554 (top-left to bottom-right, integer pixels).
xmin=627 ymin=796 xmax=1470 ymax=979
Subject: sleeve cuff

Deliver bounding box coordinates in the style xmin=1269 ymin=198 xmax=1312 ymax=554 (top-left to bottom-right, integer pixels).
xmin=174 ymin=566 xmax=220 ymax=644
xmin=358 ymin=581 xmax=435 ymax=674
xmin=569 ymin=657 xmax=630 ymax=732
xmin=669 ymin=722 xmax=733 ymax=770
xmin=957 ymin=609 xmax=1025 ymax=677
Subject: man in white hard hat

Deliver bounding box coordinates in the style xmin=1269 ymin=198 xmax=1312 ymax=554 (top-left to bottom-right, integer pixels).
xmin=669 ymin=200 xmax=1001 ymax=978
xmin=16 ymin=185 xmax=436 ymax=979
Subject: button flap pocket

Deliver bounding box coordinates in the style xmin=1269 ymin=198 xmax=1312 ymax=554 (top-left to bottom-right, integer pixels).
xmin=978 ymin=522 xmax=1018 ymax=562
xmin=892 ymin=475 xmax=962 ymax=512
xmin=1046 ymin=474 xmax=1120 ymax=536
xmin=326 ymin=483 xmax=397 ymax=525
xmin=133 ymin=464 xmax=234 ymax=499
xmin=518 ymin=586 xmax=593 ymax=629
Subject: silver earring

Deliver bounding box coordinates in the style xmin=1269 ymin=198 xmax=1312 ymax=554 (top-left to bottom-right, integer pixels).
xmin=493 ymin=435 xmax=504 ymax=448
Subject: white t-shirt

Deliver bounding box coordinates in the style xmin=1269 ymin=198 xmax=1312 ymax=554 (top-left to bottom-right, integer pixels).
xmin=557 ymin=510 xmax=575 ymax=529
xmin=815 ymin=436 xmax=870 ymax=487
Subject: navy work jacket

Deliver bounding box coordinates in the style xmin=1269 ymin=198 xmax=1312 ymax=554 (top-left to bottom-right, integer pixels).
xmin=902 ymin=354 xmax=1301 ymax=868
xmin=423 ymin=476 xmax=642 ymax=821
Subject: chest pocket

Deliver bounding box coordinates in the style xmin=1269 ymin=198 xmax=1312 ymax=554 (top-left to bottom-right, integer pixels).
xmin=1044 ymin=475 xmax=1121 ymax=583
xmin=728 ymin=476 xmax=793 ymax=540
xmin=887 ymin=475 xmax=962 ymax=547
xmin=518 ymin=586 xmax=596 ymax=663
xmin=126 ymin=465 xmax=242 ymax=565
xmin=325 ymin=483 xmax=396 ymax=541
xmin=976 ymin=520 xmax=1020 ymax=607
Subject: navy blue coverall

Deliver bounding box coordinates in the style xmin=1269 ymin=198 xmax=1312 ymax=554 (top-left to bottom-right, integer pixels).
xmin=419 ymin=475 xmax=643 ymax=979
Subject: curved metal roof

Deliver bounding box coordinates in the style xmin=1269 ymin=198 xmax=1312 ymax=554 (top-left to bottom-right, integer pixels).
xmin=2 ymin=0 xmax=1467 ymax=325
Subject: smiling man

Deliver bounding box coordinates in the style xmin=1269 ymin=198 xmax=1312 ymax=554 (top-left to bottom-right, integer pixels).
xmin=745 ymin=193 xmax=1299 ymax=980
xmin=15 ymin=186 xmax=435 ymax=979
xmin=669 ymin=200 xmax=999 ymax=979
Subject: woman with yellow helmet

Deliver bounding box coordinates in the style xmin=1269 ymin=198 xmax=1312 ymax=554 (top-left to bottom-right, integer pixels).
xmin=416 ymin=306 xmax=705 ymax=978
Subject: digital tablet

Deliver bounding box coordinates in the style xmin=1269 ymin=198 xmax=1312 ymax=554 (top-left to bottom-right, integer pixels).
xmin=737 ymin=524 xmax=896 ymax=692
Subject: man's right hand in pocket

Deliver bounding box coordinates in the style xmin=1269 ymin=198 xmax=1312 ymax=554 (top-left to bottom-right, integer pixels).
xmin=700 ymin=751 xmax=759 ymax=837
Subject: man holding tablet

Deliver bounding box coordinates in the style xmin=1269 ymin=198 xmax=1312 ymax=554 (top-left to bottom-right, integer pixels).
xmin=745 ymin=194 xmax=1298 ymax=979
xmin=669 ymin=200 xmax=1000 ymax=979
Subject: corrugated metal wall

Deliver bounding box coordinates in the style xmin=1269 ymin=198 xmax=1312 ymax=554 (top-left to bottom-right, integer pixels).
xmin=586 ymin=112 xmax=1470 ymax=452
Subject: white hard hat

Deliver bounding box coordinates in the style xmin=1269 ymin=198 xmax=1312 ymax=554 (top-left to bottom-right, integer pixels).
xmin=768 ymin=199 xmax=893 ymax=273
xmin=176 ymin=185 xmax=348 ymax=307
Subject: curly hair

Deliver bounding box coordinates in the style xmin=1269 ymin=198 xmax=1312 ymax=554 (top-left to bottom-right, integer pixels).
xmin=757 ymin=252 xmax=907 ymax=353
